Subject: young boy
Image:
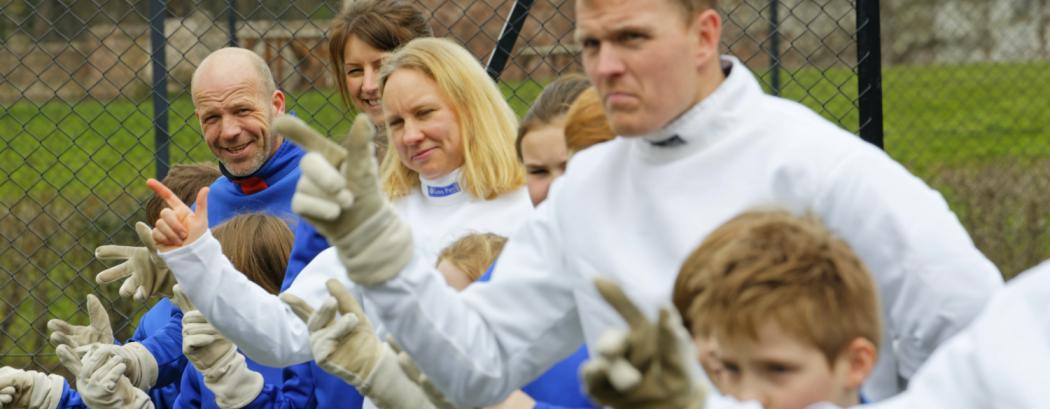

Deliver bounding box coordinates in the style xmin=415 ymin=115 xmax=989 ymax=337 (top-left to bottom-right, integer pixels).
xmin=671 ymin=209 xmax=881 ymax=409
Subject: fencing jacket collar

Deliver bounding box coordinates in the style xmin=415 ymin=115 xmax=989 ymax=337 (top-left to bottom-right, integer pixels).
xmin=418 ymin=167 xmax=467 ymax=206
xmin=636 ymin=57 xmax=758 ymax=161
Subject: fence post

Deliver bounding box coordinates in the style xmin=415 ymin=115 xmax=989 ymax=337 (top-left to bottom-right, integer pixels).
xmin=485 ymin=0 xmax=534 ymax=82
xmin=856 ymin=0 xmax=884 ymax=149
xmin=769 ymin=0 xmax=781 ymax=96
xmin=227 ymin=0 xmax=238 ymax=47
xmin=149 ymin=0 xmax=170 ymax=179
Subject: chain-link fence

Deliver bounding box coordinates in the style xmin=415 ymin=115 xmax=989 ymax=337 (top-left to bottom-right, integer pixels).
xmin=2 ymin=0 xmax=1048 ymax=377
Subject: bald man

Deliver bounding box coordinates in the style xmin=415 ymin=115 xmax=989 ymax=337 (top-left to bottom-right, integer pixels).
xmin=46 ymin=47 xmax=355 ymax=408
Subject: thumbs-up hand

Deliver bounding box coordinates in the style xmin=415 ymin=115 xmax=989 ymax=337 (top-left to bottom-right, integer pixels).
xmin=146 ymin=179 xmax=209 ymax=253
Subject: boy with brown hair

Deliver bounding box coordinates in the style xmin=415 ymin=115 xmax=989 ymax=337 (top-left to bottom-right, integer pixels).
xmin=671 ymin=209 xmax=881 ymax=409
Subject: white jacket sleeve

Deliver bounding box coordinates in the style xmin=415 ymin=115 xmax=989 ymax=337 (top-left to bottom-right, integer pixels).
xmin=813 ymin=146 xmax=1003 ymax=388
xmin=362 ymin=200 xmax=586 ymax=407
xmin=160 ymin=232 xmax=357 ymax=366
xmin=862 ymin=260 xmax=1050 ymax=409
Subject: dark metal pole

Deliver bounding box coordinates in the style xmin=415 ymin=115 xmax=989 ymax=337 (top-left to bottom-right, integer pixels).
xmin=769 ymin=0 xmax=781 ymax=95
xmin=227 ymin=0 xmax=238 ymax=46
xmin=485 ymin=0 xmax=535 ymax=82
xmin=149 ymin=0 xmax=170 ymax=179
xmin=856 ymin=0 xmax=884 ymax=149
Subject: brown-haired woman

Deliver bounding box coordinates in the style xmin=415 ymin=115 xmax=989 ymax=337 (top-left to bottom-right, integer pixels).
xmin=328 ymin=0 xmax=433 ymax=159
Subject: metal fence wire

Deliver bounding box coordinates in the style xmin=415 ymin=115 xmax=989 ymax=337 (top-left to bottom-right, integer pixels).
xmin=2 ymin=0 xmax=1048 ymax=377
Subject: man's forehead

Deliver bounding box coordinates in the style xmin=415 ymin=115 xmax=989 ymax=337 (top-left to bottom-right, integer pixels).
xmin=193 ymin=77 xmax=263 ymax=106
xmin=576 ymin=0 xmax=675 ymax=34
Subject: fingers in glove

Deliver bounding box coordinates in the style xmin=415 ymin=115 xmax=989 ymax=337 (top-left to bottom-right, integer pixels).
xmin=133 ymin=287 xmax=149 ymax=303
xmin=298 ymin=172 xmax=355 ymax=209
xmin=291 ymin=189 xmax=345 ymax=222
xmin=280 ymin=293 xmax=314 ymax=322
xmin=273 ymin=115 xmax=347 ymax=166
xmin=306 ymin=297 xmax=339 ymax=332
xmin=343 ymin=115 xmax=379 ymax=183
xmin=594 ymin=278 xmax=648 ymax=331
xmin=325 ymin=279 xmax=365 ymax=318
xmin=94 ymin=245 xmax=138 ymax=262
xmin=580 ymin=356 xmax=613 ymax=392
xmin=118 ymin=274 xmax=141 ymax=300
xmin=595 ymin=328 xmax=629 ymax=358
xmin=94 ymin=356 xmax=126 ymax=391
xmin=94 ymin=260 xmax=132 ymax=284
xmin=301 ymin=152 xmax=350 ymax=195
xmin=48 ymin=330 xmax=77 ymax=349
xmin=85 ymin=294 xmax=114 ymax=342
xmin=134 ymin=222 xmax=159 ymax=253
xmin=170 ymin=285 xmax=195 ymax=312
xmin=56 ymin=345 xmax=84 ymax=378
xmin=0 ymin=386 xmax=13 ymax=404
xmin=593 ymin=330 xmax=642 ymax=391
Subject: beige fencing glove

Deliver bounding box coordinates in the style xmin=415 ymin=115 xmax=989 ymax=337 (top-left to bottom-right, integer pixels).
xmin=47 ymin=294 xmax=114 ymax=351
xmin=55 ymin=341 xmax=158 ymax=392
xmin=282 ymin=279 xmax=436 ymax=408
xmin=581 ymin=278 xmax=707 ymax=409
xmin=57 ymin=345 xmax=154 ymax=409
xmin=0 ymin=367 xmax=64 ymax=409
xmin=389 ymin=340 xmax=466 ymax=409
xmin=95 ymin=222 xmax=175 ymax=301
xmin=274 ymin=115 xmax=413 ymax=287
xmin=181 ymin=310 xmax=264 ymax=409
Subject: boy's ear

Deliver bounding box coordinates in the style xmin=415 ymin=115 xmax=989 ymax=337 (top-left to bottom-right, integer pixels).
xmin=839 ymin=337 xmax=877 ymax=390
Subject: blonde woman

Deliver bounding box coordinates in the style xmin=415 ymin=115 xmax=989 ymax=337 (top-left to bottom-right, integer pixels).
xmin=146 ymin=36 xmax=533 ymax=405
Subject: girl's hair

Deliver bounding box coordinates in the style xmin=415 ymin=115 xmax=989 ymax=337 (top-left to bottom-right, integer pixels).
xmin=515 ymin=74 xmax=591 ymax=160
xmin=437 ymin=233 xmax=508 ymax=282
xmin=212 ymin=213 xmax=294 ymax=295
xmin=563 ymin=86 xmax=616 ymax=154
xmin=327 ymin=0 xmax=433 ymax=110
xmin=378 ymin=37 xmax=525 ymax=200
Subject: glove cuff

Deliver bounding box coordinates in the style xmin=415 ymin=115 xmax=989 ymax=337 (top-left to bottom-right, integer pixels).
xmin=25 ymin=372 xmax=66 ymax=409
xmin=358 ymin=343 xmax=436 ymax=409
xmin=203 ymin=348 xmax=265 ymax=409
xmin=121 ymin=342 xmax=159 ymax=390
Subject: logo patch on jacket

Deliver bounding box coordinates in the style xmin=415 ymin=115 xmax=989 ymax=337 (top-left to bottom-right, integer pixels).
xmin=427 ymin=183 xmax=461 ymax=198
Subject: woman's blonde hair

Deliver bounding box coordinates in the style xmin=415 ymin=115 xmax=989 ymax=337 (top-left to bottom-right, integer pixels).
xmin=378 ymin=37 xmax=525 ymax=200
xmin=437 ymin=233 xmax=508 ymax=282
xmin=564 ymin=86 xmax=616 ymax=154
xmin=212 ymin=213 xmax=294 ymax=295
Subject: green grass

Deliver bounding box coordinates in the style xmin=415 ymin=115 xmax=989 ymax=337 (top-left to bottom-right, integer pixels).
xmin=2 ymin=64 xmax=1049 ymax=371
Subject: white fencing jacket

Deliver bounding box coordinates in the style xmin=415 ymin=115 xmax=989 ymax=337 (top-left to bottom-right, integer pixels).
xmin=160 ymin=168 xmax=532 ymax=367
xmin=359 ymin=57 xmax=1004 ymax=406
xmin=861 ymin=260 xmax=1050 ymax=408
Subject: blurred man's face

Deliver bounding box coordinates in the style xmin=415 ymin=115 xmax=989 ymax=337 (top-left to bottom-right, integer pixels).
xmin=576 ymin=0 xmax=707 ymax=136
